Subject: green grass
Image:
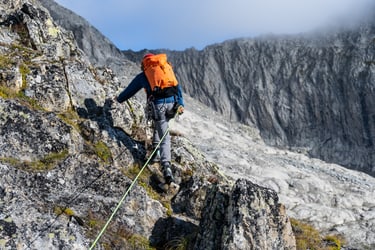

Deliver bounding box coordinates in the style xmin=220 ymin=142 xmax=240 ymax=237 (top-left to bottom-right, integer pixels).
xmin=0 ymin=54 xmax=14 ymax=69
xmin=0 ymin=149 xmax=69 ymax=171
xmin=57 ymin=109 xmax=81 ymax=131
xmin=94 ymin=141 xmax=112 ymax=164
xmin=291 ymin=218 xmax=345 ymax=250
xmin=0 ymin=84 xmax=43 ymax=110
xmin=85 ymin=209 xmax=155 ymax=250
xmin=123 ymin=163 xmax=173 ymax=216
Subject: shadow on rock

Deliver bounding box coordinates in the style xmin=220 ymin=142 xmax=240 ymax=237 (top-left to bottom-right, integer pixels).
xmin=76 ymin=98 xmax=144 ymax=161
xmin=149 ymin=217 xmax=198 ymax=250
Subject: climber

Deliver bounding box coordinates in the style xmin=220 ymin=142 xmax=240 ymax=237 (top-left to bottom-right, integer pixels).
xmin=116 ymin=53 xmax=184 ymax=185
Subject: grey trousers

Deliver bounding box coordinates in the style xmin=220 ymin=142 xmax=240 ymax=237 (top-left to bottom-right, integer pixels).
xmin=152 ymin=102 xmax=175 ymax=165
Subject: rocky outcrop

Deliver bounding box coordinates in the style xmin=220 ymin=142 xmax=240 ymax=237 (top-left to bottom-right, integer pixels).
xmin=194 ymin=179 xmax=295 ymax=250
xmin=34 ymin=0 xmax=375 ymax=248
xmin=37 ymin=0 xmax=124 ymax=66
xmin=37 ymin=0 xmax=135 ymax=80
xmin=0 ymin=0 xmax=295 ymax=249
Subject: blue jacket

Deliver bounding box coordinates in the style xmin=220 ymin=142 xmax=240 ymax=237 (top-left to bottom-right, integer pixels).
xmin=117 ymin=72 xmax=184 ymax=106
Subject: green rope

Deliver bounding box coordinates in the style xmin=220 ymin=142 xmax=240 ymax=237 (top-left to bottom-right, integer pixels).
xmin=89 ymin=111 xmax=178 ymax=249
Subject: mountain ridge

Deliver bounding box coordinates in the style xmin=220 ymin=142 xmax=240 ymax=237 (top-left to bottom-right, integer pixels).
xmin=165 ymin=28 xmax=375 ymax=177
xmin=44 ymin=0 xmax=375 ymax=176
xmin=0 ymin=0 xmax=373 ymax=249
xmin=0 ymin=0 xmax=296 ymax=249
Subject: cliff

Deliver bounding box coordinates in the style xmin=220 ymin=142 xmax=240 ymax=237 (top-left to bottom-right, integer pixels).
xmin=43 ymin=1 xmax=375 ymax=178
xmin=167 ymin=29 xmax=375 ymax=177
xmin=0 ymin=0 xmax=296 ymax=249
xmin=33 ymin=0 xmax=375 ymax=249
xmin=61 ymin=3 xmax=375 ymax=177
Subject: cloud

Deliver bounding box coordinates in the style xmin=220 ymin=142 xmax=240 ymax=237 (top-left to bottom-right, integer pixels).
xmin=55 ymin=0 xmax=374 ymax=51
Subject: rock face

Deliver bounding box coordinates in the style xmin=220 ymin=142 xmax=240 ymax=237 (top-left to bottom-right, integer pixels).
xmin=166 ymin=30 xmax=375 ymax=177
xmin=37 ymin=0 xmax=135 ymax=80
xmin=0 ymin=99 xmax=75 ymax=161
xmin=122 ymin=35 xmax=375 ymax=177
xmin=43 ymin=0 xmax=375 ymax=179
xmin=38 ymin=0 xmax=124 ymax=66
xmin=33 ymin=0 xmax=375 ymax=248
xmin=194 ymin=179 xmax=295 ymax=250
xmin=41 ymin=0 xmax=375 ymax=177
xmin=173 ymin=98 xmax=375 ymax=249
xmin=0 ymin=0 xmax=295 ymax=249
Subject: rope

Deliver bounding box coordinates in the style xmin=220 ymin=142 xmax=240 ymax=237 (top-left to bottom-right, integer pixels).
xmin=89 ymin=110 xmax=179 ymax=249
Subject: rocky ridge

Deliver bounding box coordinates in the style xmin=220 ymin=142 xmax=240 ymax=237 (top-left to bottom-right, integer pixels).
xmin=16 ymin=0 xmax=374 ymax=249
xmin=121 ymin=24 xmax=375 ymax=178
xmin=16 ymin=0 xmax=375 ymax=248
xmin=166 ymin=30 xmax=375 ymax=177
xmin=0 ymin=0 xmax=295 ymax=249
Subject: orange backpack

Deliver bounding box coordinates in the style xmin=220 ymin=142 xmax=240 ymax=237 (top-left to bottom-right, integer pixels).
xmin=142 ymin=54 xmax=178 ymax=93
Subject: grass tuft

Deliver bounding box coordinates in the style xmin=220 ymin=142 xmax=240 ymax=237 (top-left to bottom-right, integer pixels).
xmin=94 ymin=141 xmax=112 ymax=164
xmin=291 ymin=218 xmax=345 ymax=250
xmin=0 ymin=149 xmax=69 ymax=171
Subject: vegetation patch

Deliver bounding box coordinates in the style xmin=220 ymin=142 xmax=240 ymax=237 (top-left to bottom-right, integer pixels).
xmin=0 ymin=43 xmax=44 ymax=110
xmin=58 ymin=109 xmax=81 ymax=131
xmin=0 ymin=54 xmax=14 ymax=69
xmin=1 ymin=42 xmax=42 ymax=68
xmin=164 ymin=235 xmax=195 ymax=250
xmin=54 ymin=206 xmax=84 ymax=226
xmin=0 ymin=85 xmax=17 ymax=99
xmin=123 ymin=164 xmax=173 ymax=216
xmin=19 ymin=63 xmax=30 ymax=89
xmin=291 ymin=218 xmax=345 ymax=250
xmin=0 ymin=84 xmax=42 ymax=110
xmin=54 ymin=206 xmax=76 ymax=217
xmin=16 ymin=91 xmax=44 ymax=110
xmin=124 ymin=163 xmax=151 ymax=186
xmin=127 ymin=234 xmax=155 ymax=250
xmin=0 ymin=149 xmax=69 ymax=171
xmin=85 ymin=209 xmax=155 ymax=250
xmin=93 ymin=141 xmax=112 ymax=164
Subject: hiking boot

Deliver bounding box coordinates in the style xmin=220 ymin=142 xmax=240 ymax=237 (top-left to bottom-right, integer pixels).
xmin=162 ymin=163 xmax=174 ymax=184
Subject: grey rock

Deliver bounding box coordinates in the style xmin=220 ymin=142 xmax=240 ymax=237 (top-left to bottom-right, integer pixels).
xmin=173 ymin=96 xmax=375 ymax=249
xmin=38 ymin=0 xmax=375 ymax=247
xmin=194 ymin=179 xmax=295 ymax=250
xmin=37 ymin=0 xmax=140 ymax=84
xmin=1 ymin=2 xmax=294 ymax=249
xmin=37 ymin=0 xmax=124 ymax=66
xmin=166 ymin=30 xmax=375 ymax=177
xmin=0 ymin=99 xmax=77 ymax=161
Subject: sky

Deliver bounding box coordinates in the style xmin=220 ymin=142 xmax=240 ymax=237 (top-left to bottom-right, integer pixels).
xmin=54 ymin=0 xmax=374 ymax=51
